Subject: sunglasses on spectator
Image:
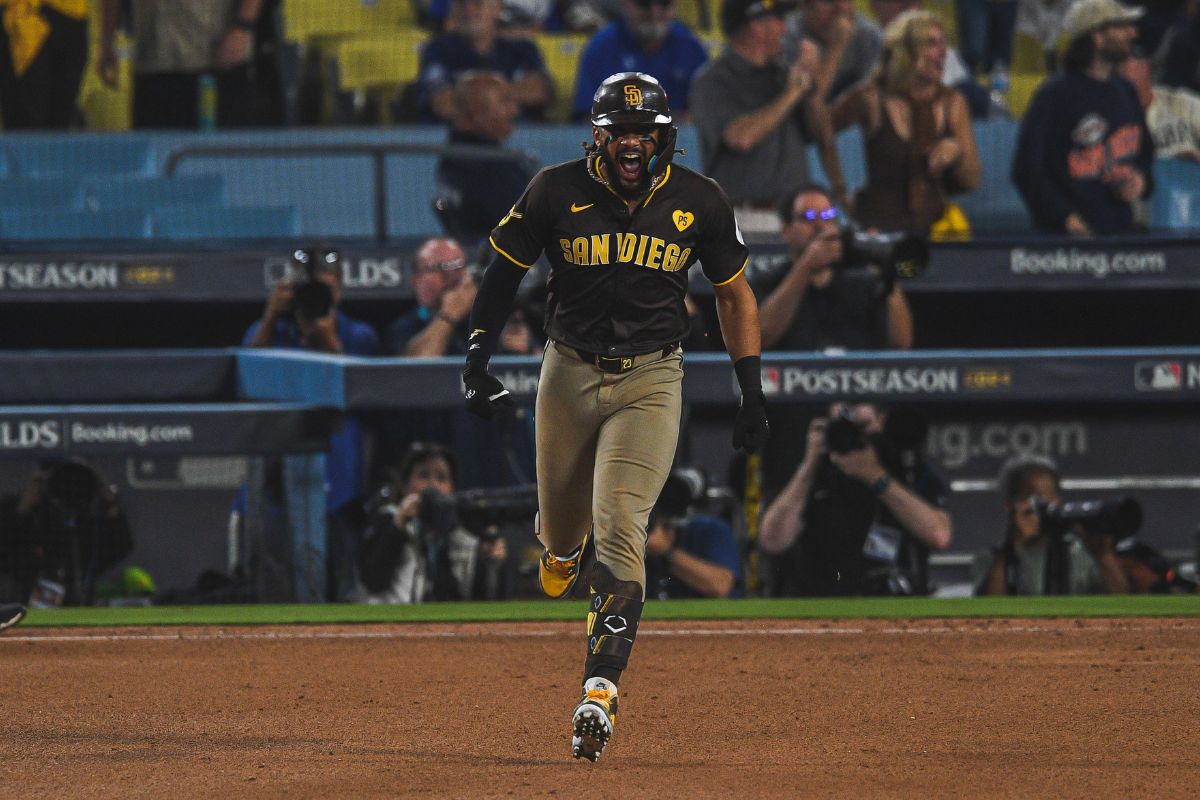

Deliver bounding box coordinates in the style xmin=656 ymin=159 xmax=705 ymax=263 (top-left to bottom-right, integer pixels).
xmin=795 ymin=207 xmax=839 ymax=221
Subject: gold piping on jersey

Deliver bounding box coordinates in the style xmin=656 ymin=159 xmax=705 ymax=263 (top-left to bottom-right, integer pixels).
xmin=710 ymin=256 xmax=750 ymax=287
xmin=489 ymin=236 xmax=534 ymax=269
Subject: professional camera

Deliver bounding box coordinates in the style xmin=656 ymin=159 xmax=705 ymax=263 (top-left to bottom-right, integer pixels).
xmin=840 ymin=220 xmax=929 ymax=280
xmin=1032 ymin=496 xmax=1143 ymax=540
xmin=284 ymin=248 xmax=338 ymax=321
xmin=824 ymin=407 xmax=867 ymax=454
xmin=414 ymin=484 xmax=540 ymax=538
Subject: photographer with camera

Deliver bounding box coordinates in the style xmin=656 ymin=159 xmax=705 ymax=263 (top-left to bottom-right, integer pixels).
xmin=760 ymin=184 xmax=915 ymax=353
xmin=242 ymin=246 xmax=380 ymax=601
xmin=645 ymin=468 xmax=744 ymax=599
xmin=759 ymin=403 xmax=951 ymax=596
xmin=356 ymin=442 xmax=511 ymax=603
xmin=758 ymin=184 xmax=919 ymax=492
xmin=977 ymin=455 xmax=1130 ymax=596
xmin=0 ymin=460 xmax=133 ymax=608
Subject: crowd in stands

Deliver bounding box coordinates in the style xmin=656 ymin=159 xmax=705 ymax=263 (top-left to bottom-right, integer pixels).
xmin=1 ymin=0 xmax=1199 ymax=611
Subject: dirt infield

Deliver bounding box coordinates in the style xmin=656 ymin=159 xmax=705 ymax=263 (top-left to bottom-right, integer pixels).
xmin=2 ymin=617 xmax=1198 ymax=799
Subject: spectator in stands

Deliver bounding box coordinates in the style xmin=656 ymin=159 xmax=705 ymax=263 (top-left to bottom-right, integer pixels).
xmin=99 ymin=0 xmax=264 ymax=128
xmin=570 ymin=0 xmax=709 ymax=121
xmin=1152 ymin=2 xmax=1200 ymax=93
xmin=690 ymin=0 xmax=849 ymax=229
xmin=0 ymin=459 xmax=133 ymax=607
xmin=1012 ymin=0 xmax=1154 ymax=236
xmin=869 ymin=0 xmax=992 ymax=117
xmin=644 ymin=468 xmax=743 ymax=599
xmin=755 ymin=183 xmax=913 ymax=493
xmin=435 ymin=72 xmax=539 ymax=249
xmin=356 ymin=442 xmax=510 ymax=603
xmin=386 ymin=237 xmax=475 ymax=356
xmin=1119 ymin=48 xmax=1200 ymax=160
xmin=759 ymin=402 xmax=951 ymax=596
xmin=788 ymin=0 xmax=882 ymax=104
xmin=833 ymin=10 xmax=982 ymax=235
xmin=243 ymin=247 xmax=380 ymax=600
xmin=0 ymin=0 xmax=87 ymax=128
xmin=1016 ymin=0 xmax=1070 ymax=73
xmin=416 ymin=0 xmax=555 ymax=121
xmin=381 ymin=238 xmax=538 ymax=488
xmin=976 ymin=454 xmax=1129 ymax=595
xmin=759 ymin=184 xmax=914 ymax=351
xmin=954 ymin=0 xmax=1017 ymax=78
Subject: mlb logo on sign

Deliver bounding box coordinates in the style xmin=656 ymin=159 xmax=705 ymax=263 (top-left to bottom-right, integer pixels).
xmin=762 ymin=366 xmax=780 ymax=396
xmin=1134 ymin=361 xmax=1182 ymax=391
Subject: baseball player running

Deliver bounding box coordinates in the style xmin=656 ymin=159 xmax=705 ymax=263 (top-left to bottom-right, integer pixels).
xmin=462 ymin=71 xmax=769 ymax=762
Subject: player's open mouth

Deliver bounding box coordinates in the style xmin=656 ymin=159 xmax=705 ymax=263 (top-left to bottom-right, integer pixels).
xmin=617 ymin=151 xmax=643 ymax=181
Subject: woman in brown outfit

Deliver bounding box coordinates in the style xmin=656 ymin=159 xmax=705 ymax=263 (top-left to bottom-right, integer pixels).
xmin=833 ymin=10 xmax=982 ymax=235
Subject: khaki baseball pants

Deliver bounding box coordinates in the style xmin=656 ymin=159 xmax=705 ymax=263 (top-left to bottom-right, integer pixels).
xmin=535 ymin=341 xmax=683 ymax=591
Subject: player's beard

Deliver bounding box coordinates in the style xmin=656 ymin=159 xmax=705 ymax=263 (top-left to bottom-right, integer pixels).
xmin=601 ymin=148 xmax=654 ymax=199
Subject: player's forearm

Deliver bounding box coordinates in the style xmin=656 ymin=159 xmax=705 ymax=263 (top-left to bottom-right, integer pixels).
xmin=878 ymin=480 xmax=952 ymax=551
xmin=665 ymin=549 xmax=736 ymax=598
xmin=466 ymin=256 xmax=527 ymax=365
xmin=713 ymin=277 xmax=761 ymax=362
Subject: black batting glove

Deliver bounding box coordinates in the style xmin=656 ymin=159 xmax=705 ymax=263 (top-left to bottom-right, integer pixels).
xmin=733 ymin=389 xmax=770 ymax=454
xmin=462 ymin=361 xmax=514 ymax=420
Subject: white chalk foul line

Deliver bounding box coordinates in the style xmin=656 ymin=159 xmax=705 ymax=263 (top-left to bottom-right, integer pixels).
xmin=1 ymin=621 xmax=1197 ymax=644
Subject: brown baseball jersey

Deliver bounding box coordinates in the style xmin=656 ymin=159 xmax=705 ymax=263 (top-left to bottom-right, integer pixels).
xmin=488 ymin=155 xmax=750 ymax=357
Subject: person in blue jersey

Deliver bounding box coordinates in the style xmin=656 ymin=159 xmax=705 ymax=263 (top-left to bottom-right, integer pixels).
xmin=570 ymin=0 xmax=709 ymax=121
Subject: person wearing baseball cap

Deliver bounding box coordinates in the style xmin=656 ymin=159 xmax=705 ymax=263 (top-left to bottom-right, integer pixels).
xmin=689 ymin=0 xmax=849 ymax=225
xmin=1011 ymin=0 xmax=1154 ymax=236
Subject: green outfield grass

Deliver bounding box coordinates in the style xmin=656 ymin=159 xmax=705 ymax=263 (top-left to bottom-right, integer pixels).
xmin=13 ymin=595 xmax=1200 ymax=628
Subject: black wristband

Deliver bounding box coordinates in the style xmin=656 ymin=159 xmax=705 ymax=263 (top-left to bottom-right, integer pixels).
xmin=733 ymin=355 xmax=762 ymax=394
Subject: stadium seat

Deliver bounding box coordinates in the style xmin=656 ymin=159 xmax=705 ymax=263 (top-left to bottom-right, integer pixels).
xmin=8 ymin=136 xmax=154 ymax=177
xmin=676 ymin=0 xmax=714 ymax=34
xmin=280 ymin=0 xmax=417 ymax=45
xmin=0 ymin=176 xmax=86 ymax=209
xmin=953 ymin=119 xmax=1031 ymax=234
xmin=534 ymin=34 xmax=589 ymax=122
xmin=154 ymin=205 xmax=301 ymax=240
xmin=327 ymin=29 xmax=428 ymax=122
xmin=1149 ymin=159 xmax=1200 ymax=231
xmin=0 ymin=208 xmax=151 ymax=240
xmin=85 ymin=175 xmax=227 ymax=211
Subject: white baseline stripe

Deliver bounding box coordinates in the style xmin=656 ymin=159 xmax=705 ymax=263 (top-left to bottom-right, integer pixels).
xmin=1 ymin=621 xmax=1197 ymax=644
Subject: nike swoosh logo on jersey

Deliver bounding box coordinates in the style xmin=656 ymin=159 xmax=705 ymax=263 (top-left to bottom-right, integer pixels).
xmin=570 ymin=203 xmax=594 ymax=213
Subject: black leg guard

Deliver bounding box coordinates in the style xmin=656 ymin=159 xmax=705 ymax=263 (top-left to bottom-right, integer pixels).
xmin=584 ymin=564 xmax=644 ymax=685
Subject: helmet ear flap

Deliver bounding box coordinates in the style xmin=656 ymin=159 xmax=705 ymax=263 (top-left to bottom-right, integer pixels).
xmin=647 ymin=124 xmax=678 ymax=178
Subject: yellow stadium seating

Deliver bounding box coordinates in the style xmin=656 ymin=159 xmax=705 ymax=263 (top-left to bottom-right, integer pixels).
xmin=1007 ymin=71 xmax=1046 ymax=118
xmin=282 ymin=0 xmax=417 ymax=46
xmin=676 ymin=0 xmax=715 ymax=34
xmin=535 ymin=34 xmax=589 ymax=122
xmin=330 ymin=29 xmax=428 ymax=93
